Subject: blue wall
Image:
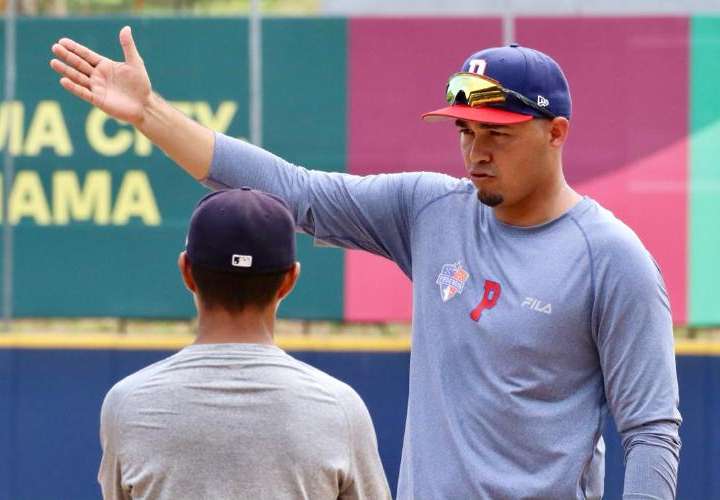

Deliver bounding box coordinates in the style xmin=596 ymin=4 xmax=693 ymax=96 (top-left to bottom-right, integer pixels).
xmin=0 ymin=349 xmax=717 ymax=499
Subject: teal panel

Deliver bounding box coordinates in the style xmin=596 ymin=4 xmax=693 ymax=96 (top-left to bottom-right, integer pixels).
xmin=690 ymin=16 xmax=720 ymax=325
xmin=263 ymin=19 xmax=347 ymax=319
xmin=0 ymin=18 xmax=248 ymax=317
xmin=0 ymin=17 xmax=346 ymax=319
xmin=262 ymin=18 xmax=347 ymax=171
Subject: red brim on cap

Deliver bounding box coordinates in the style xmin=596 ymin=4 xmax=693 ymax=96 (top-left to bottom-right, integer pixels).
xmin=422 ymin=104 xmax=533 ymax=124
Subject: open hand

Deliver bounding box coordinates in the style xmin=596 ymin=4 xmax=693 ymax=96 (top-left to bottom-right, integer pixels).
xmin=50 ymin=26 xmax=151 ymax=126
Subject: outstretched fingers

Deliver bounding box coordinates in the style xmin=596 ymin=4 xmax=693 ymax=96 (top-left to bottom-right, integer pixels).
xmin=51 ymin=43 xmax=96 ymax=76
xmin=50 ymin=58 xmax=91 ymax=88
xmin=57 ymin=37 xmax=105 ymax=69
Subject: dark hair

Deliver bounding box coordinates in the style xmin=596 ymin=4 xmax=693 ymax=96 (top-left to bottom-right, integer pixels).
xmin=189 ymin=264 xmax=289 ymax=312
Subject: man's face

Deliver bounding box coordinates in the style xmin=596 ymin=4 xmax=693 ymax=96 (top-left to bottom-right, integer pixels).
xmin=457 ymin=118 xmax=557 ymax=209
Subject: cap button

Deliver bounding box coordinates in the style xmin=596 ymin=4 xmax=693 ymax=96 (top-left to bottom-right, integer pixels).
xmin=240 ymin=186 xmax=252 ymax=191
xmin=509 ymin=43 xmax=519 ymax=48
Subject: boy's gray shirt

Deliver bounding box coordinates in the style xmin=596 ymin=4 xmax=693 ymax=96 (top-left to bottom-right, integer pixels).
xmin=204 ymin=133 xmax=682 ymax=499
xmin=99 ymin=343 xmax=391 ymax=500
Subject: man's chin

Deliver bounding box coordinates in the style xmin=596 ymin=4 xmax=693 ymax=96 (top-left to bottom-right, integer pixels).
xmin=477 ymin=190 xmax=504 ymax=207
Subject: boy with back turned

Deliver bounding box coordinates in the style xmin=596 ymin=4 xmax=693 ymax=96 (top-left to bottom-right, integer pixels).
xmin=98 ymin=188 xmax=390 ymax=499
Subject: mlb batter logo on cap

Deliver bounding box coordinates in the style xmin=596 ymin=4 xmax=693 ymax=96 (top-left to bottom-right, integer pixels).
xmin=436 ymin=262 xmax=470 ymax=302
xmin=232 ymin=254 xmax=253 ymax=268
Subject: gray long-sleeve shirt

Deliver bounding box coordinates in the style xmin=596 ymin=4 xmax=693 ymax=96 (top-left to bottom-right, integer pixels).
xmin=204 ymin=133 xmax=682 ymax=499
xmin=99 ymin=343 xmax=391 ymax=500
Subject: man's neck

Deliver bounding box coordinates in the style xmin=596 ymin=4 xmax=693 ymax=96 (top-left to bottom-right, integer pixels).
xmin=492 ymin=176 xmax=582 ymax=227
xmin=193 ymin=306 xmax=275 ymax=345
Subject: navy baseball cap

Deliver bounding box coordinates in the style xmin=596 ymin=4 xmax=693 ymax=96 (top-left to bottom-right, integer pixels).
xmin=422 ymin=44 xmax=571 ymax=124
xmin=185 ymin=188 xmax=296 ymax=274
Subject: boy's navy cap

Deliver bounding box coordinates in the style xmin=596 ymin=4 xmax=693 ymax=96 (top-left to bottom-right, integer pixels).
xmin=422 ymin=44 xmax=571 ymax=124
xmin=186 ymin=188 xmax=296 ymax=274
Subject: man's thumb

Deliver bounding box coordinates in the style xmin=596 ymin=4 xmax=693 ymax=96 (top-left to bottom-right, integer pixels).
xmin=119 ymin=26 xmax=142 ymax=64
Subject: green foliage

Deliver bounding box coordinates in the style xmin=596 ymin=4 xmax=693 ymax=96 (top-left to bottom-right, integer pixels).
xmin=13 ymin=0 xmax=319 ymax=16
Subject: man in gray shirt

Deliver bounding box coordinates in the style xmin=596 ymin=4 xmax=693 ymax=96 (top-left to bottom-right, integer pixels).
xmin=53 ymin=27 xmax=681 ymax=499
xmin=97 ymin=189 xmax=391 ymax=499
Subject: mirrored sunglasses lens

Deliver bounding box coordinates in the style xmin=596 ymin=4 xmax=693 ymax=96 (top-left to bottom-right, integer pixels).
xmin=446 ymin=74 xmax=506 ymax=107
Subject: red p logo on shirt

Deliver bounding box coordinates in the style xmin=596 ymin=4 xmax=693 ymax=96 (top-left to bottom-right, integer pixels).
xmin=470 ymin=280 xmax=502 ymax=321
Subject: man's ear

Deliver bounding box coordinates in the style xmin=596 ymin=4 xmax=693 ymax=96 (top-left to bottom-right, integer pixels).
xmin=547 ymin=117 xmax=570 ymax=148
xmin=178 ymin=251 xmax=197 ymax=293
xmin=277 ymin=262 xmax=301 ymax=301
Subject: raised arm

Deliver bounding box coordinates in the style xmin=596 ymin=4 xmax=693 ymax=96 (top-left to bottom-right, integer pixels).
xmin=50 ymin=26 xmax=213 ymax=180
xmin=206 ymin=132 xmax=468 ymax=275
xmin=50 ymin=27 xmax=461 ymax=274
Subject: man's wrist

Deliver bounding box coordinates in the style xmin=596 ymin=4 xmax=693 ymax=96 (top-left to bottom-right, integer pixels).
xmin=136 ymin=91 xmax=162 ymax=132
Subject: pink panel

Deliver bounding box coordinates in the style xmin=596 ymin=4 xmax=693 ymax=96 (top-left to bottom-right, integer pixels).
xmin=346 ymin=18 xmax=503 ymax=321
xmin=348 ymin=18 xmax=503 ymax=177
xmin=345 ymin=250 xmax=412 ymax=321
xmin=516 ymin=17 xmax=688 ymax=323
xmin=578 ymin=140 xmax=688 ymax=323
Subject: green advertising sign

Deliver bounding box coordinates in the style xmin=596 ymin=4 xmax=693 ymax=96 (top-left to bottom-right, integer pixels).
xmin=0 ymin=17 xmax=346 ymax=318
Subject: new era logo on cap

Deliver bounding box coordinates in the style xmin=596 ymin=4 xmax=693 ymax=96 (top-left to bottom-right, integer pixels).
xmin=537 ymin=95 xmax=550 ymax=107
xmin=232 ymin=254 xmax=253 ymax=268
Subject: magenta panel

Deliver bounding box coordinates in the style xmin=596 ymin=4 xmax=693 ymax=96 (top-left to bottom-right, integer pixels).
xmin=348 ymin=18 xmax=503 ymax=177
xmin=579 ymin=139 xmax=688 ymax=323
xmin=346 ymin=18 xmax=503 ymax=321
xmin=345 ymin=250 xmax=412 ymax=322
xmin=516 ymin=17 xmax=689 ymax=323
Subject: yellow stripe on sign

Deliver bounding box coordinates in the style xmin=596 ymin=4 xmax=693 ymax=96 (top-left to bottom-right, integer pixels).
xmin=0 ymin=333 xmax=192 ymax=350
xmin=0 ymin=334 xmax=718 ymax=355
xmin=0 ymin=333 xmax=412 ymax=352
xmin=674 ymin=340 xmax=720 ymax=356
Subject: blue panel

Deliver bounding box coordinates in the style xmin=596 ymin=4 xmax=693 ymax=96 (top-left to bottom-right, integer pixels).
xmin=4 ymin=349 xmax=173 ymax=500
xmin=602 ymin=355 xmax=720 ymax=500
xmin=676 ymin=355 xmax=720 ymax=499
xmin=0 ymin=350 xmax=16 ymax=500
xmin=1 ymin=350 xmax=718 ymax=500
xmin=603 ymin=419 xmax=624 ymax=499
xmin=13 ymin=350 xmax=112 ymax=500
xmin=0 ymin=348 xmax=409 ymax=499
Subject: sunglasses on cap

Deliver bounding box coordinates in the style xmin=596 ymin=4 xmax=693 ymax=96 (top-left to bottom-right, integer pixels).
xmin=446 ymin=72 xmax=557 ymax=119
